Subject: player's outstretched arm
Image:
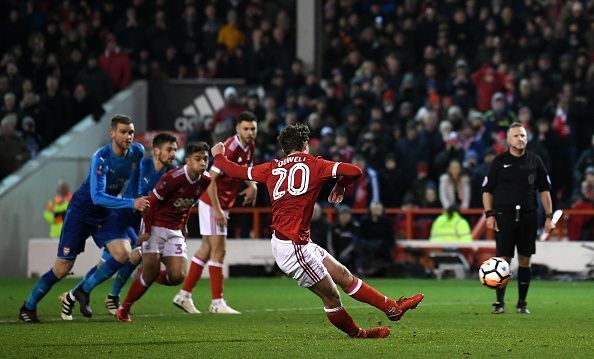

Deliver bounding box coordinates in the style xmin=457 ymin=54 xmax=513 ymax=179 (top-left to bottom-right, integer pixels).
xmin=89 ymin=153 xmax=148 ymax=209
xmin=335 ymin=162 xmax=363 ymax=187
xmin=328 ymin=162 xmax=362 ymax=204
xmin=213 ymin=154 xmax=249 ymax=180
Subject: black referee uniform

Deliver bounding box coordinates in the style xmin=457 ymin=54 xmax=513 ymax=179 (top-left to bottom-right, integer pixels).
xmin=482 ymin=150 xmax=551 ymax=256
xmin=482 ymin=149 xmax=551 ymax=313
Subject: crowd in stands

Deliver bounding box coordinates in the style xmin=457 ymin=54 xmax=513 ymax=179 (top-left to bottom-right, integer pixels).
xmin=0 ymin=0 xmax=295 ymax=179
xmin=2 ymin=1 xmax=594 ymax=240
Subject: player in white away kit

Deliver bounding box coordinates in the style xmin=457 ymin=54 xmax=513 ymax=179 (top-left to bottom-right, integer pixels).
xmin=211 ymin=124 xmax=424 ymax=338
xmin=174 ymin=112 xmax=257 ymax=314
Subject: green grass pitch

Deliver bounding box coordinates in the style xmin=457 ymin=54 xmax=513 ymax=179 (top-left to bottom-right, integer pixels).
xmin=0 ymin=277 xmax=592 ymax=358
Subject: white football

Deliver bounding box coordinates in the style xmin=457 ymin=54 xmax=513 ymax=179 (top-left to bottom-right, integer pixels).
xmin=479 ymin=257 xmax=511 ymax=289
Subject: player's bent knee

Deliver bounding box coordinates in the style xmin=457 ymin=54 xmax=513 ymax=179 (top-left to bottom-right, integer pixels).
xmin=112 ymin=251 xmax=131 ymax=264
xmin=53 ymin=266 xmax=70 ymax=279
xmin=53 ymin=259 xmax=74 ymax=278
xmin=211 ymin=249 xmax=226 ymax=262
xmin=129 ymin=250 xmax=142 ymax=265
xmin=167 ymin=272 xmax=185 ymax=285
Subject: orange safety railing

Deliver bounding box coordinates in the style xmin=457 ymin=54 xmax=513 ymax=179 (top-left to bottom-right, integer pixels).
xmin=189 ymin=207 xmax=594 ymax=240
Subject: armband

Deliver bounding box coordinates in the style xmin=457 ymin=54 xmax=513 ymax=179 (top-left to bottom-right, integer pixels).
xmin=485 ymin=210 xmax=495 ymax=218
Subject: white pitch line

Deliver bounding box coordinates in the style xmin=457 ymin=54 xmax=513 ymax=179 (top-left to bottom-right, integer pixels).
xmin=0 ymin=302 xmax=478 ymax=324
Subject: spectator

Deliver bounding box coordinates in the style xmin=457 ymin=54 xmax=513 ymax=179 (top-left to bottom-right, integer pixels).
xmin=71 ymin=83 xmax=98 ymax=123
xmin=421 ymin=185 xmax=442 ymax=209
xmin=40 ymin=76 xmax=71 ymax=142
xmin=328 ymin=130 xmax=355 ymax=163
xmin=395 ymin=121 xmax=428 ymax=186
xmin=439 ymin=159 xmax=471 ymax=209
xmin=0 ymin=115 xmax=30 ymax=180
xmin=217 ymin=10 xmax=244 ymax=52
xmin=75 ymin=56 xmax=113 ymax=105
xmin=470 ymin=149 xmax=496 ymax=208
xmin=471 ymin=64 xmax=505 ymax=112
xmin=429 ymin=205 xmax=472 ymax=242
xmin=329 ymin=205 xmax=359 ymax=270
xmin=346 ymin=155 xmax=380 ymax=209
xmin=43 ymin=180 xmax=72 ymax=239
xmin=18 ymin=91 xmax=50 ymax=144
xmin=358 ymin=202 xmax=395 ymax=275
xmin=20 ymin=116 xmax=43 ymax=157
xmin=575 ymin=134 xmax=594 ymax=186
xmin=310 ymin=203 xmax=331 ymax=251
xmin=209 ymin=86 xmax=246 ymax=142
xmin=379 ymin=154 xmax=407 ymax=208
xmin=433 ymin=131 xmax=465 ymax=178
xmin=567 ymin=166 xmax=594 ymax=241
xmin=407 ymin=162 xmax=433 ymax=206
xmin=0 ymin=92 xmax=17 ymax=118
xmin=483 ymin=92 xmax=517 ymax=151
xmin=201 ymin=4 xmax=221 ymax=55
xmin=98 ymin=34 xmax=132 ymax=91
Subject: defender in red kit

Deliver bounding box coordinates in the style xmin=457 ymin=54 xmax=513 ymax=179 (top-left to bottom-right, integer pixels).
xmin=174 ymin=112 xmax=258 ymax=315
xmin=116 ymin=142 xmax=211 ymax=322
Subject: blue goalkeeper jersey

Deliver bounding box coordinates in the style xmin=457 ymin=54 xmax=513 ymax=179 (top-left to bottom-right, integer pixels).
xmin=70 ymin=142 xmax=144 ymax=223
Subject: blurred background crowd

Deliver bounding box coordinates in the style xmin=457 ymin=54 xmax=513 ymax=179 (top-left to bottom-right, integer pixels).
xmin=2 ymin=1 xmax=594 ymax=248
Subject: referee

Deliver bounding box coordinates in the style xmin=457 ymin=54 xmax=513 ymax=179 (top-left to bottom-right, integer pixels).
xmin=482 ymin=122 xmax=554 ymax=314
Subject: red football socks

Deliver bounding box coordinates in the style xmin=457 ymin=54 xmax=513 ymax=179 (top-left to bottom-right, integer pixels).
xmin=208 ymin=261 xmax=224 ymax=300
xmin=344 ymin=277 xmax=391 ymax=312
xmin=324 ymin=306 xmax=361 ymax=337
xmin=122 ymin=274 xmax=149 ymax=310
xmin=182 ymin=256 xmax=206 ymax=292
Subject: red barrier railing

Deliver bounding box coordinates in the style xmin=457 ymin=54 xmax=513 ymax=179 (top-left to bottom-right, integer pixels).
xmin=189 ymin=207 xmax=594 ymax=240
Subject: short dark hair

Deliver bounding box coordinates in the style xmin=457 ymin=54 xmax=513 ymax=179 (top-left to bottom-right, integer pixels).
xmin=184 ymin=141 xmax=210 ymax=157
xmin=237 ymin=111 xmax=257 ymax=124
xmin=506 ymin=121 xmax=524 ymax=137
xmin=110 ymin=114 xmax=132 ymax=129
xmin=278 ymin=123 xmax=309 ymax=154
xmin=153 ymin=133 xmax=177 ymax=148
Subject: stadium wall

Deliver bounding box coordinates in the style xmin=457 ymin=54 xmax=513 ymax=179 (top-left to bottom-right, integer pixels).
xmin=26 ymin=239 xmax=594 ymax=278
xmin=0 ymin=81 xmax=148 ymax=277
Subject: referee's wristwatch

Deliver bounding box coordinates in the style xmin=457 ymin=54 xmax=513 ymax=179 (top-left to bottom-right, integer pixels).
xmin=545 ymin=212 xmax=553 ymax=219
xmin=485 ymin=210 xmax=495 ymax=218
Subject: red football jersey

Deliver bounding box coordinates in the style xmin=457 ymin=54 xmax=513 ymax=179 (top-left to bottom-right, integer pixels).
xmin=144 ymin=165 xmax=211 ymax=231
xmin=214 ymin=152 xmax=362 ymax=244
xmin=200 ymin=135 xmax=255 ymax=209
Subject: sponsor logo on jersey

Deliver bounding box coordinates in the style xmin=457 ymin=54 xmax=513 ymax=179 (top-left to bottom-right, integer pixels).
xmin=173 ymin=198 xmax=196 ymax=209
xmin=63 ymin=247 xmax=70 ymax=256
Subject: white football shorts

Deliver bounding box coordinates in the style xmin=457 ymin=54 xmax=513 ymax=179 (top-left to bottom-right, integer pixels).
xmin=141 ymin=226 xmax=187 ymax=257
xmin=198 ymin=200 xmax=229 ymax=236
xmin=271 ymin=233 xmax=329 ymax=288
